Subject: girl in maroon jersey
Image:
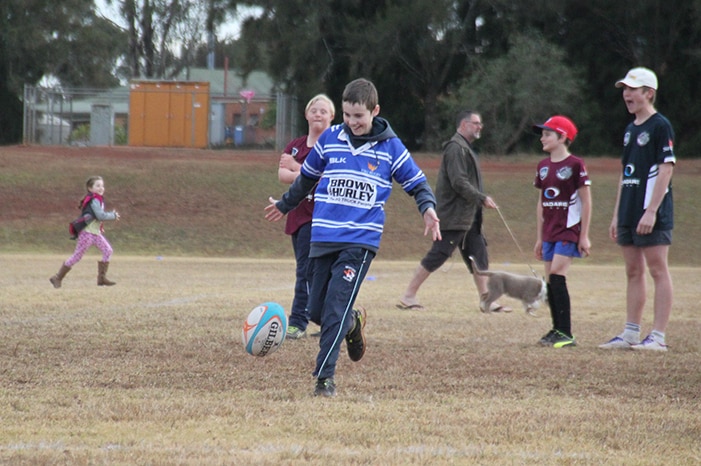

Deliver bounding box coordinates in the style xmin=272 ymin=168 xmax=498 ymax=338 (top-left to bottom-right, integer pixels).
xmin=276 ymin=95 xmax=335 ymax=339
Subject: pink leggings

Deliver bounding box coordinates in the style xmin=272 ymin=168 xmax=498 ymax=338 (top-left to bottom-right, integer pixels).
xmin=64 ymin=231 xmax=113 ymax=267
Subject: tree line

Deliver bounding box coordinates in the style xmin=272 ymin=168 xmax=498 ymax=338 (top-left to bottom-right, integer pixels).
xmin=2 ymin=0 xmax=700 ymax=157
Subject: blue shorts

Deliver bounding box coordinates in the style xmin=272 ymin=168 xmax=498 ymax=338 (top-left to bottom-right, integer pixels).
xmin=542 ymin=241 xmax=581 ymax=261
xmin=616 ymin=226 xmax=672 ymax=247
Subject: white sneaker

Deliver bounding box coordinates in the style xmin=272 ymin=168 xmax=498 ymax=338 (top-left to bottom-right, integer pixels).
xmin=631 ymin=334 xmax=668 ymax=352
xmin=598 ymin=335 xmax=638 ymax=349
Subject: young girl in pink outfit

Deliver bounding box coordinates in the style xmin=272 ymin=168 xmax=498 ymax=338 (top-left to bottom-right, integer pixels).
xmin=50 ymin=176 xmax=120 ymax=288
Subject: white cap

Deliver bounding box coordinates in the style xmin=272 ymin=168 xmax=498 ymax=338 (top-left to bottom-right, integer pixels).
xmin=615 ymin=67 xmax=658 ymax=90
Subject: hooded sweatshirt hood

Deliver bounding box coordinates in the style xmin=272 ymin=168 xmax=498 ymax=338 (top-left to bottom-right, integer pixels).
xmin=343 ymin=117 xmax=397 ymax=148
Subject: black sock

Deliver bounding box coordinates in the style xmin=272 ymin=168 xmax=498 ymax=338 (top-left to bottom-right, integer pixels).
xmin=547 ymin=282 xmax=556 ymax=330
xmin=549 ymin=274 xmax=571 ymax=337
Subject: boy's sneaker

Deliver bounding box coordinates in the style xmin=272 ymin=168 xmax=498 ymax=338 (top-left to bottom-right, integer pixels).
xmin=631 ymin=334 xmax=668 ymax=352
xmin=345 ymin=306 xmax=366 ymax=362
xmin=598 ymin=335 xmax=638 ymax=349
xmin=286 ymin=326 xmax=307 ymax=340
xmin=314 ymin=377 xmax=336 ymax=397
xmin=550 ymin=330 xmax=576 ymax=348
xmin=538 ymin=329 xmax=558 ymax=346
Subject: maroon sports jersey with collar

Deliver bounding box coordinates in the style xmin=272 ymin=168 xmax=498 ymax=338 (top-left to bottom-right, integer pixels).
xmin=283 ymin=135 xmax=315 ymax=235
xmin=534 ymin=154 xmax=591 ymax=243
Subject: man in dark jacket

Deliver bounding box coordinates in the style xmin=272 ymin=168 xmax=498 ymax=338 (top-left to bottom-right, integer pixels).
xmin=398 ymin=110 xmax=510 ymax=312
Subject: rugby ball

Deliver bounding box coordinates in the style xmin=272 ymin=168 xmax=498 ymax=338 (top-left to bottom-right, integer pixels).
xmin=242 ymin=302 xmax=287 ymax=356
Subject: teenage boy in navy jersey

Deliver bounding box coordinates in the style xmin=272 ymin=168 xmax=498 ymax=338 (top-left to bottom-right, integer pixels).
xmin=599 ymin=67 xmax=675 ymax=352
xmin=265 ymin=78 xmax=441 ymax=396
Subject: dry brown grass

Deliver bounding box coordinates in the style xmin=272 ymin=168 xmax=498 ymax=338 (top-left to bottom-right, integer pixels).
xmin=2 ymin=254 xmax=700 ymax=465
xmin=3 ymin=145 xmax=701 ymax=266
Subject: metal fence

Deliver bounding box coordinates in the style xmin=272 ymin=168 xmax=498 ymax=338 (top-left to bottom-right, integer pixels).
xmin=274 ymin=92 xmax=299 ymax=152
xmin=23 ymin=84 xmax=299 ymax=151
xmin=23 ymin=85 xmax=129 ymax=146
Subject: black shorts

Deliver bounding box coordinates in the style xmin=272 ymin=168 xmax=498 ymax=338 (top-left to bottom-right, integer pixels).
xmin=616 ymin=226 xmax=672 ymax=247
xmin=420 ymin=225 xmax=489 ymax=274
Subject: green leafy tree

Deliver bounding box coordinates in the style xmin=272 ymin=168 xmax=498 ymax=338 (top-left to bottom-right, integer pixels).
xmin=51 ymin=16 xmax=127 ymax=88
xmin=235 ymin=0 xmax=485 ymax=149
xmin=561 ymin=0 xmax=701 ymax=156
xmin=444 ymin=32 xmax=584 ymax=154
xmin=114 ymin=0 xmax=234 ymax=79
xmin=0 ymin=0 xmax=125 ymax=143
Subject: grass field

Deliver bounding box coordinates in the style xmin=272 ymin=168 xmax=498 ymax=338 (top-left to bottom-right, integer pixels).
xmin=1 ymin=146 xmax=700 ymax=464
xmin=2 ymin=256 xmax=700 ymax=464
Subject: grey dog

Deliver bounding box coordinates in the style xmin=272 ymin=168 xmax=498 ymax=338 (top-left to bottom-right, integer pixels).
xmin=469 ymin=257 xmax=546 ymax=316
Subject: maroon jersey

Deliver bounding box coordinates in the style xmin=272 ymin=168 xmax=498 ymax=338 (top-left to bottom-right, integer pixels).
xmin=283 ymin=135 xmax=315 ymax=235
xmin=534 ymin=155 xmax=591 ymax=243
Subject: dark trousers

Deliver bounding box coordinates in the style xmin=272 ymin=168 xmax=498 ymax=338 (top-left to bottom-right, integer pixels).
xmin=288 ymin=222 xmax=311 ymax=330
xmin=308 ymin=247 xmax=375 ymax=380
xmin=420 ymin=223 xmax=489 ymax=274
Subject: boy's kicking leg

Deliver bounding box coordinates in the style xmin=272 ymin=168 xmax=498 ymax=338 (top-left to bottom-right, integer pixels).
xmin=311 ymin=248 xmax=374 ymax=397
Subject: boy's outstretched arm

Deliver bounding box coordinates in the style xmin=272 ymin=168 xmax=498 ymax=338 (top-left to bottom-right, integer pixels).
xmin=264 ymin=172 xmax=318 ymax=222
xmin=422 ymin=207 xmax=441 ymax=241
xmin=408 ymin=180 xmax=441 ymax=241
xmin=264 ymin=197 xmax=285 ymax=222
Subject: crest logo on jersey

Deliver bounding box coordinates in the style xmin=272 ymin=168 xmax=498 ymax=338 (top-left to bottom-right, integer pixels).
xmin=544 ymin=187 xmax=561 ymax=199
xmin=539 ymin=167 xmax=549 ymax=180
xmin=343 ymin=266 xmax=357 ymax=283
xmin=624 ymin=164 xmax=635 ymax=176
xmin=637 ymin=131 xmax=650 ymax=146
xmin=556 ymin=166 xmax=573 ymax=181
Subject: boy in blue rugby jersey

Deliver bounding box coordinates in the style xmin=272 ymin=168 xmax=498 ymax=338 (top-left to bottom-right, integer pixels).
xmin=265 ymin=78 xmax=441 ymax=397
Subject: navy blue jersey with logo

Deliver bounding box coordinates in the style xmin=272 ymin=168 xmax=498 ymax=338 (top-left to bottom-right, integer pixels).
xmin=618 ymin=113 xmax=675 ymax=230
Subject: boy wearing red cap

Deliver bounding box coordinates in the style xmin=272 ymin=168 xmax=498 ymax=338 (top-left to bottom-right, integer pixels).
xmin=532 ymin=115 xmax=592 ymax=347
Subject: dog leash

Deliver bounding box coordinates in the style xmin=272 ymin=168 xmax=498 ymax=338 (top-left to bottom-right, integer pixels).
xmin=495 ymin=206 xmax=539 ymax=278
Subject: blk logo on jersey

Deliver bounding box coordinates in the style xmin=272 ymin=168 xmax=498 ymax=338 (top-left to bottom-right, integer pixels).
xmin=343 ymin=266 xmax=357 ymax=283
xmin=663 ymin=139 xmax=674 ymax=153
xmin=539 ymin=167 xmax=549 ymax=180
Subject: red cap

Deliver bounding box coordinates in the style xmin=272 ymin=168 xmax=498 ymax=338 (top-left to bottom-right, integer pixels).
xmin=533 ymin=115 xmax=578 ymax=142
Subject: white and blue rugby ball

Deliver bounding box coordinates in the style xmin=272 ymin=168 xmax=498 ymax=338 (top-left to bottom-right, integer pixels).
xmin=242 ymin=302 xmax=287 ymax=356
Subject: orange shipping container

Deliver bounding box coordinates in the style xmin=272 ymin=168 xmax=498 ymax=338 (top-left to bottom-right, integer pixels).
xmin=129 ymin=81 xmax=210 ymax=148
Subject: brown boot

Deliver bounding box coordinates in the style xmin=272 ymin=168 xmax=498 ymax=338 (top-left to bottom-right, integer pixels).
xmin=97 ymin=261 xmax=116 ymax=286
xmin=49 ymin=264 xmax=72 ymax=288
